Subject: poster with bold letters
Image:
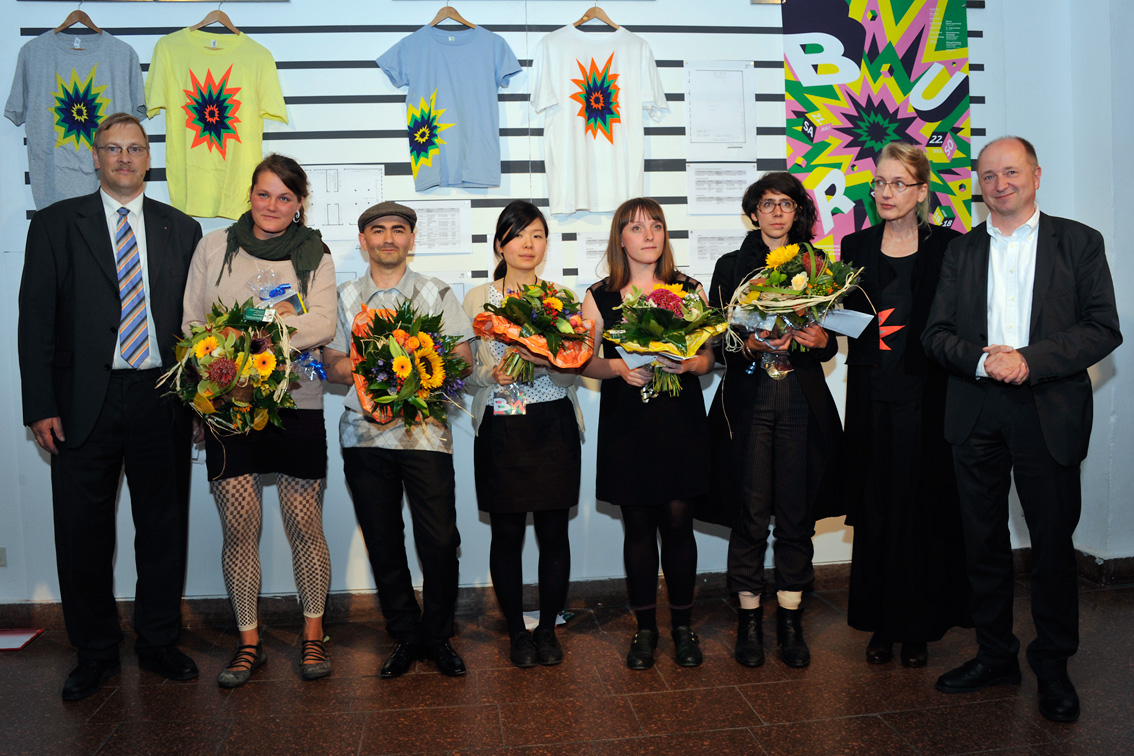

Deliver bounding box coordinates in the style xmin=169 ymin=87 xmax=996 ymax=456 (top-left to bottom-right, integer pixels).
xmin=782 ymin=0 xmax=971 ymax=256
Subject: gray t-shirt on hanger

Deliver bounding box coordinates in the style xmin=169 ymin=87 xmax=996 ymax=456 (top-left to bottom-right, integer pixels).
xmin=5 ymin=30 xmax=146 ymax=209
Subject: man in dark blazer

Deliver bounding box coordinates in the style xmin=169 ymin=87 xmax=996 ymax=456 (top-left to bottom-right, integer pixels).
xmin=923 ymin=136 xmax=1121 ymax=722
xmin=18 ymin=113 xmax=202 ymax=701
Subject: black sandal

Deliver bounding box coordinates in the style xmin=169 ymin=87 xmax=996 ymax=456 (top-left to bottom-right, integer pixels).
xmin=216 ymin=642 xmax=267 ymax=688
xmin=300 ymin=638 xmax=332 ymax=681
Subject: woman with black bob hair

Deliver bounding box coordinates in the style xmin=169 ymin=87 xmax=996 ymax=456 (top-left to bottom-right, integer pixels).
xmin=462 ymin=200 xmax=584 ymax=668
xmin=706 ymin=171 xmax=842 ymax=670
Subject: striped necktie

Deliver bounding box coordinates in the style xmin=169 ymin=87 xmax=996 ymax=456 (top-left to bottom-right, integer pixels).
xmin=115 ymin=207 xmax=149 ymax=368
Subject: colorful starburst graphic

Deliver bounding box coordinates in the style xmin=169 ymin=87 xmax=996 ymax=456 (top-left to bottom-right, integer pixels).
xmin=406 ymin=90 xmax=452 ymax=178
xmin=182 ymin=65 xmax=242 ymax=158
xmin=51 ymin=66 xmax=109 ymax=150
xmin=831 ymin=94 xmax=918 ymax=165
xmin=570 ymin=54 xmax=620 ymax=143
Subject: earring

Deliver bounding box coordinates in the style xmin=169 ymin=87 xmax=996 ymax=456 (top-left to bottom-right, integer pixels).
xmin=293 ymin=210 xmax=301 ymax=223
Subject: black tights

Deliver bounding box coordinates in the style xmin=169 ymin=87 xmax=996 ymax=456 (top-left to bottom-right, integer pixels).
xmin=622 ymin=500 xmax=697 ymax=631
xmin=489 ymin=510 xmax=571 ymax=638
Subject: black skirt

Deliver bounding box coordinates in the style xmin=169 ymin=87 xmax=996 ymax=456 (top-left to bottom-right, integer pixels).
xmin=473 ymin=397 xmax=581 ymax=513
xmin=204 ymin=408 xmax=328 ymax=481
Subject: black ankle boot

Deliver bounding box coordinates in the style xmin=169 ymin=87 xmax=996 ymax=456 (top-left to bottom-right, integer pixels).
xmin=777 ymin=606 xmax=810 ymax=668
xmin=735 ymin=607 xmax=765 ymax=667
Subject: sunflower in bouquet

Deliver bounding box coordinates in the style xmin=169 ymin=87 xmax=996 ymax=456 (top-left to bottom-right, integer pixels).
xmin=603 ymin=283 xmax=728 ymax=401
xmin=729 ymin=242 xmax=863 ymax=347
xmin=472 ymin=281 xmax=594 ymax=382
xmin=350 ymin=300 xmax=469 ymax=428
xmin=160 ymin=298 xmax=297 ymax=434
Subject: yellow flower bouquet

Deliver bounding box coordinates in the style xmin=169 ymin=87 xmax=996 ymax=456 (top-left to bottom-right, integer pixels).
xmin=159 ymin=298 xmax=297 ymax=434
xmin=349 ymin=300 xmax=469 ymax=428
xmin=603 ymin=283 xmax=728 ymax=401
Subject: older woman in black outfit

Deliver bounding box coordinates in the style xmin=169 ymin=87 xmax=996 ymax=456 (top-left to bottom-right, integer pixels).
xmin=707 ymin=172 xmax=842 ymax=669
xmin=842 ymin=142 xmax=970 ymax=667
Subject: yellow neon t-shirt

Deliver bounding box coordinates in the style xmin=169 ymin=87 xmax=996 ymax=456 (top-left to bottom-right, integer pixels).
xmin=145 ymin=28 xmax=286 ymax=219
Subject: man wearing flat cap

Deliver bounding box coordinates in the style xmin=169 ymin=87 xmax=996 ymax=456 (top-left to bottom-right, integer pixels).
xmin=324 ymin=201 xmax=474 ymax=678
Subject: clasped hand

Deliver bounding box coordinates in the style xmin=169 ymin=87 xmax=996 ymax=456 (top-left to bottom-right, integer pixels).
xmin=983 ymin=344 xmax=1029 ymax=385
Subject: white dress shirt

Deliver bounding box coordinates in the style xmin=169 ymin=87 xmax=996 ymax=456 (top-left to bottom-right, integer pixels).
xmin=976 ymin=204 xmax=1040 ymax=377
xmin=101 ymin=189 xmax=161 ymax=369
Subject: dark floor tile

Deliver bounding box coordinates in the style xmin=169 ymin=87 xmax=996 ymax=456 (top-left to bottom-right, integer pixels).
xmin=592 ymin=651 xmax=672 ymax=695
xmin=651 ymin=642 xmax=794 ymax=691
xmin=882 ymin=700 xmax=1053 ymax=755
xmin=92 ymin=681 xmax=230 ymax=722
xmin=96 ymin=720 xmax=230 ymax=756
xmin=739 ymin=667 xmax=1013 ymax=723
xmin=629 ymin=687 xmax=757 ymax=734
xmin=500 ymin=695 xmax=641 ymax=746
xmin=455 ymin=745 xmax=596 ymax=756
xmin=223 ymin=676 xmax=368 ymax=717
xmin=222 ymin=712 xmax=366 ymax=756
xmin=0 ymin=680 xmax=117 ymax=725
xmin=353 ymin=670 xmax=482 ymax=711
xmin=361 ymin=704 xmax=501 ymax=753
xmin=0 ymin=721 xmax=113 ymax=756
xmin=476 ymin=662 xmax=607 ymax=703
xmin=752 ymin=716 xmax=917 ymax=755
xmin=592 ymin=728 xmax=761 ymax=755
xmin=1078 ymin=585 xmax=1134 ymax=614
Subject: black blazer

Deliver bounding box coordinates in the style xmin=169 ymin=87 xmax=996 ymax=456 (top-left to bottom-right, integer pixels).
xmin=922 ymin=213 xmax=1122 ymax=466
xmin=19 ymin=190 xmax=202 ymax=448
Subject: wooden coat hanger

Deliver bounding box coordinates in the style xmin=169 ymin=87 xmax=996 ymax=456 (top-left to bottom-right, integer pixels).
xmin=574 ymin=3 xmax=619 ymax=29
xmin=191 ymin=6 xmax=241 ymax=35
xmin=430 ymin=5 xmax=476 ymax=29
xmin=54 ymin=5 xmax=102 ymax=35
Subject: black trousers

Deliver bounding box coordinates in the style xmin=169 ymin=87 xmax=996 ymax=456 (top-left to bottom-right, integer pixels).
xmin=343 ymin=446 xmax=461 ymax=644
xmin=50 ymin=369 xmax=191 ymax=662
xmin=726 ymin=372 xmax=814 ymax=595
xmin=951 ymin=382 xmax=1082 ymax=679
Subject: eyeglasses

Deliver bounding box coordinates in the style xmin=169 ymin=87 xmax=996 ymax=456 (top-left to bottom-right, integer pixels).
xmin=97 ymin=144 xmax=149 ymax=157
xmin=756 ymin=199 xmax=797 ymax=214
xmin=870 ymin=178 xmax=924 ymax=195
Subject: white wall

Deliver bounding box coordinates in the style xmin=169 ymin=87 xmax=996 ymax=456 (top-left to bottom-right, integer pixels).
xmin=0 ymin=0 xmax=1127 ymax=607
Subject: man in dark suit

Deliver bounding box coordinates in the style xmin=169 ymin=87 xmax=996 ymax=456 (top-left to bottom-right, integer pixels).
xmin=923 ymin=136 xmax=1121 ymax=722
xmin=18 ymin=113 xmax=202 ymax=701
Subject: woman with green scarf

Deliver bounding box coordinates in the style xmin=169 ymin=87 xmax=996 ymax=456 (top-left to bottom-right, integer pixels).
xmin=180 ymin=154 xmax=337 ymax=687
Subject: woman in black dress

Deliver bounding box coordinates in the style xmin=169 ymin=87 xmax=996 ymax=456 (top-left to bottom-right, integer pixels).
xmin=707 ymin=172 xmax=841 ymax=669
xmin=581 ymin=198 xmax=715 ymax=670
xmin=462 ymin=201 xmax=583 ymax=668
xmin=842 ymin=142 xmax=970 ymax=667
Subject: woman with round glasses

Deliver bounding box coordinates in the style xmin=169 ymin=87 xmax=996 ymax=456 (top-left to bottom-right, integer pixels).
xmin=841 ymin=141 xmax=970 ymax=668
xmin=706 ymin=172 xmax=842 ymax=669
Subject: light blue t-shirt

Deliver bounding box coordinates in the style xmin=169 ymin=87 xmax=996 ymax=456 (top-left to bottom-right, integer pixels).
xmin=377 ymin=25 xmax=521 ymax=191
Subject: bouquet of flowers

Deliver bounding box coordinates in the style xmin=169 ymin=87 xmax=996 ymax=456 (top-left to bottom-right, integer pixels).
xmin=159 ymin=298 xmax=297 ymax=434
xmin=729 ymin=242 xmax=863 ymax=334
xmin=350 ymin=301 xmax=469 ymax=428
xmin=472 ymin=281 xmax=595 ymax=382
xmin=603 ymin=283 xmax=728 ymax=401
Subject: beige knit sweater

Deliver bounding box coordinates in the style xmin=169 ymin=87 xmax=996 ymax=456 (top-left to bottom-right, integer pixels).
xmin=180 ymin=228 xmax=337 ymax=410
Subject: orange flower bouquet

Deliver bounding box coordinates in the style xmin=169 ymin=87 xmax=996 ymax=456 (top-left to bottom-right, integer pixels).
xmin=472 ymin=281 xmax=594 ymax=383
xmin=350 ymin=300 xmax=469 ymax=428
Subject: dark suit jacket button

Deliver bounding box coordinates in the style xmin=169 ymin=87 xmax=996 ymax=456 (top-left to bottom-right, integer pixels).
xmin=104 ymin=364 xmax=112 ymax=371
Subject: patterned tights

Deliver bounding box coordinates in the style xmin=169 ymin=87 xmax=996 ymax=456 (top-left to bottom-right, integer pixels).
xmin=211 ymin=474 xmax=331 ymax=630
